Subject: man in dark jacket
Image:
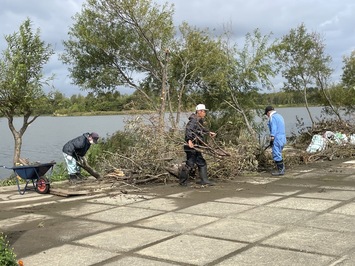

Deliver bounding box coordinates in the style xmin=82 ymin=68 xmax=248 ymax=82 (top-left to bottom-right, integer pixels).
xmin=179 ymin=104 xmax=216 ymax=186
xmin=62 ymin=132 xmax=99 ymax=182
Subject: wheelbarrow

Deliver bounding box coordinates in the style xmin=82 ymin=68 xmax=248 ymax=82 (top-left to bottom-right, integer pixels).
xmin=2 ymin=162 xmax=56 ymax=195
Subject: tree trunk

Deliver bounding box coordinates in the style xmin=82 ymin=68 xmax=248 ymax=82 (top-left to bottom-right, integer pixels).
xmin=13 ymin=132 xmax=22 ymax=165
xmin=303 ymin=87 xmax=315 ymax=127
xmin=227 ymin=93 xmax=257 ymax=140
xmin=158 ymin=52 xmax=170 ymax=132
xmin=7 ymin=114 xmax=38 ymax=165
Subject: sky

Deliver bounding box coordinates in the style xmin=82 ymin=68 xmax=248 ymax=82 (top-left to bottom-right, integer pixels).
xmin=1 ymin=0 xmax=354 ymax=96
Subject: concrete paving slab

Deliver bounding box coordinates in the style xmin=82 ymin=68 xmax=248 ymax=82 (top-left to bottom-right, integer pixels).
xmin=0 ymin=192 xmax=53 ymax=202
xmin=83 ymin=206 xmax=163 ymax=224
xmin=343 ymin=175 xmax=355 ymax=181
xmin=191 ymin=218 xmax=282 ymax=242
xmin=296 ymin=172 xmax=348 ymax=179
xmin=334 ymin=169 xmax=355 ymax=175
xmin=0 ymin=185 xmax=18 ymax=192
xmin=305 ymin=213 xmax=355 ymax=232
xmin=177 ymin=201 xmax=254 ymax=217
xmin=232 ymin=206 xmax=316 ymax=225
xmin=215 ymin=195 xmax=282 ymax=205
xmin=262 ymin=226 xmax=355 ymax=256
xmin=12 ymin=219 xmax=115 ymax=252
xmin=21 ymin=244 xmax=118 ymax=266
xmin=8 ymin=194 xmax=106 ymax=210
xmin=54 ymin=193 xmax=106 ymax=202
xmin=75 ymin=227 xmax=174 ymax=252
xmin=128 ymin=198 xmax=180 ymax=211
xmin=137 ymin=234 xmax=246 ymax=265
xmin=266 ymin=197 xmax=341 ymax=211
xmin=234 ymin=176 xmax=279 ymax=185
xmin=103 ymin=256 xmax=179 ymax=266
xmin=296 ymin=189 xmax=355 ymax=200
xmin=319 ymin=185 xmax=355 ymax=191
xmin=135 ymin=212 xmax=219 ymax=233
xmin=166 ymin=191 xmax=196 ymax=198
xmin=87 ymin=193 xmax=154 ymax=205
xmin=57 ymin=202 xmax=118 ymax=217
xmin=273 ymin=181 xmax=318 ymax=188
xmin=282 ymin=172 xmax=329 ymax=179
xmin=334 ymin=253 xmax=355 ymax=266
xmin=258 ymin=188 xmax=302 ymax=196
xmin=216 ymin=245 xmax=334 ymax=266
xmin=0 ymin=213 xmax=52 ymax=231
xmin=331 ymin=202 xmax=355 ymax=215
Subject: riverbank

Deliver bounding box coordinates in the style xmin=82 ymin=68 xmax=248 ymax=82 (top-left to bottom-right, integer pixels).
xmin=52 ymin=109 xmax=156 ymax=116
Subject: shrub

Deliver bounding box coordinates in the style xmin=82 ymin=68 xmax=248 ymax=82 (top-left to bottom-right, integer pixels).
xmin=0 ymin=233 xmax=17 ymax=266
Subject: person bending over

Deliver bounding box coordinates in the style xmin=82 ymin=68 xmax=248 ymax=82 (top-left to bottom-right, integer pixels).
xmin=62 ymin=132 xmax=99 ymax=182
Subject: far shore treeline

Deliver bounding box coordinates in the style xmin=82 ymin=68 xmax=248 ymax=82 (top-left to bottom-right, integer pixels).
xmin=17 ymin=89 xmax=337 ymax=117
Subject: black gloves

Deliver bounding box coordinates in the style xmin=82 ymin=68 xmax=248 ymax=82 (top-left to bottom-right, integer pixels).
xmin=269 ymin=139 xmax=274 ymax=147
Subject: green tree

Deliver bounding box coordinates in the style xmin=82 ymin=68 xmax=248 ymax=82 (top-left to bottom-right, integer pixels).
xmin=340 ymin=51 xmax=355 ymax=112
xmin=168 ymin=22 xmax=229 ymax=129
xmin=274 ymin=23 xmax=334 ymax=125
xmin=342 ymin=50 xmax=355 ymax=89
xmin=0 ymin=18 xmax=54 ymax=164
xmin=219 ymin=29 xmax=278 ymax=138
xmin=61 ymin=0 xmax=175 ymax=131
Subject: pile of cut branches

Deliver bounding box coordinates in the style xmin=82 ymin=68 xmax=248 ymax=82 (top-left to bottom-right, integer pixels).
xmin=94 ymin=116 xmax=263 ymax=184
xmin=93 ymin=116 xmax=355 ymax=185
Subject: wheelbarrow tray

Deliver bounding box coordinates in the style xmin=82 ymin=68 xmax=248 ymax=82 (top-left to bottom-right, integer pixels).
xmin=9 ymin=162 xmax=56 ymax=195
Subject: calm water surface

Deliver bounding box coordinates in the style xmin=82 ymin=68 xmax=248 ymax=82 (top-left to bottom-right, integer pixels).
xmin=0 ymin=115 xmax=130 ymax=178
xmin=1 ymin=107 xmax=350 ymax=179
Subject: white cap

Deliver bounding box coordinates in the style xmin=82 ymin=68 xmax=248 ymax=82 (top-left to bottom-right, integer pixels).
xmin=196 ymin=104 xmax=208 ymax=111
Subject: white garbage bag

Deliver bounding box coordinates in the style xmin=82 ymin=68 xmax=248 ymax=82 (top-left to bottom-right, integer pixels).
xmin=306 ymin=134 xmax=327 ymax=153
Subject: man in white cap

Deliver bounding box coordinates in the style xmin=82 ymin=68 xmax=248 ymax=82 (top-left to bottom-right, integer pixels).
xmin=179 ymin=104 xmax=216 ymax=186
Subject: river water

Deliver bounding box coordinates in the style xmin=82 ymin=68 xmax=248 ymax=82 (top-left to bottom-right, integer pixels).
xmin=0 ymin=107 xmax=350 ymax=179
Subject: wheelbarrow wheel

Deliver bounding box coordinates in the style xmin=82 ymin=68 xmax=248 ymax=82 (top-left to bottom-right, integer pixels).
xmin=36 ymin=177 xmax=50 ymax=194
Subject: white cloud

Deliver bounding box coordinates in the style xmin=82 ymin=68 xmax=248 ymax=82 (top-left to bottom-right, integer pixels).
xmin=1 ymin=0 xmax=354 ymax=95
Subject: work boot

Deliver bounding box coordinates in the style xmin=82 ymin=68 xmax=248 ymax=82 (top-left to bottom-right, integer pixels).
xmin=75 ymin=173 xmax=87 ymax=180
xmin=196 ymin=166 xmax=215 ymax=186
xmin=272 ymin=161 xmax=285 ymax=176
xmin=69 ymin=174 xmax=78 ymax=183
xmin=178 ymin=165 xmax=190 ymax=186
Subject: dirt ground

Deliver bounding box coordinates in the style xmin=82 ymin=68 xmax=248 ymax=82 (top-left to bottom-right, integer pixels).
xmin=1 ymin=157 xmax=352 ymax=258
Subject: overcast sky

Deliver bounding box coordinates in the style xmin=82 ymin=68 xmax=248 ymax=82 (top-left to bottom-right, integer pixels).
xmin=1 ymin=0 xmax=354 ymax=96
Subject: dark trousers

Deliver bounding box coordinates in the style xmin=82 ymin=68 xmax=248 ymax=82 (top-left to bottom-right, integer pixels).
xmin=184 ymin=146 xmax=206 ymax=170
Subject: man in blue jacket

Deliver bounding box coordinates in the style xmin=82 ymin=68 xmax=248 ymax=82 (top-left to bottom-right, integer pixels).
xmin=62 ymin=132 xmax=99 ymax=182
xmin=265 ymin=106 xmax=286 ymax=175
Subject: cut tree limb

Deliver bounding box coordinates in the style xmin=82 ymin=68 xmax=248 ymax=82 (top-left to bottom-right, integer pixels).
xmin=77 ymin=157 xmax=102 ymax=179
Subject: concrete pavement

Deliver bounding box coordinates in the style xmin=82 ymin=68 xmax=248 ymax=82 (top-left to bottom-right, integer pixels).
xmin=1 ymin=159 xmax=355 ymax=265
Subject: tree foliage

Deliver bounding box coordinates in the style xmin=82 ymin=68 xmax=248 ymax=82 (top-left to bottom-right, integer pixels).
xmin=167 ymin=22 xmax=230 ymax=129
xmin=0 ymin=18 xmax=54 ymax=164
xmin=206 ymin=29 xmax=278 ymax=141
xmin=342 ymin=50 xmax=355 ymax=89
xmin=61 ymin=0 xmax=175 ymax=129
xmin=274 ymin=23 xmax=334 ymax=125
